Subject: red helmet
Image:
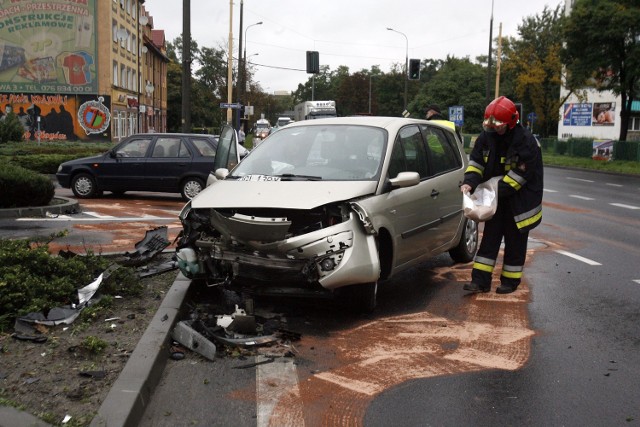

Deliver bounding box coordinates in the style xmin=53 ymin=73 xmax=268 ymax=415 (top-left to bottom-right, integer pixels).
xmin=483 ymin=96 xmax=519 ymax=132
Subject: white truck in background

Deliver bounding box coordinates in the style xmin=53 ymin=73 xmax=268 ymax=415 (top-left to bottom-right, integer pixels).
xmin=294 ymin=100 xmax=337 ymax=121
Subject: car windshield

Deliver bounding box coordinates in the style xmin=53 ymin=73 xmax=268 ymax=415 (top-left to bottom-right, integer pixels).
xmin=229 ymin=124 xmax=386 ymax=181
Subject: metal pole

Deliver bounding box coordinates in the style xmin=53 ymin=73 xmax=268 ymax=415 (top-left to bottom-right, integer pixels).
xmin=368 ymin=74 xmax=372 ymax=114
xmin=485 ymin=0 xmax=494 ymax=105
xmin=182 ymin=0 xmax=191 ymax=132
xmin=226 ymin=0 xmax=233 ymax=124
xmin=243 ymin=22 xmax=262 ymax=133
xmin=236 ymin=0 xmax=243 ymax=131
xmin=387 ymin=28 xmax=408 ymax=111
xmin=494 ymin=22 xmax=502 ymax=99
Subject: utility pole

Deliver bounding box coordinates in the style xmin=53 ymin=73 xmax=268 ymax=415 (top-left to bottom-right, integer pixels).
xmin=236 ymin=0 xmax=243 ymax=131
xmin=485 ymin=0 xmax=494 ymax=105
xmin=226 ymin=0 xmax=233 ymax=124
xmin=182 ymin=0 xmax=191 ymax=132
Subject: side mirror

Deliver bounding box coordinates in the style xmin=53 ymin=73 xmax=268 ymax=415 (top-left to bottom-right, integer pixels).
xmin=214 ymin=168 xmax=229 ymax=180
xmin=389 ymin=171 xmax=420 ymax=188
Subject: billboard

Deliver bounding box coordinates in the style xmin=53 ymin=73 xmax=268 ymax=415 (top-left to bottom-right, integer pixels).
xmin=0 ymin=92 xmax=111 ymax=142
xmin=562 ymin=103 xmax=592 ymax=126
xmin=0 ymin=1 xmax=97 ymax=94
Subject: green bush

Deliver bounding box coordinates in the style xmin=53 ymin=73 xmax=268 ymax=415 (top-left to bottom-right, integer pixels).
xmin=0 ymin=113 xmax=25 ymax=144
xmin=0 ymin=163 xmax=54 ymax=208
xmin=0 ymin=237 xmax=137 ymax=331
xmin=554 ymin=139 xmax=568 ymax=155
xmin=539 ymin=137 xmax=557 ymax=151
xmin=0 ymin=142 xmax=110 ymax=174
xmin=613 ymin=140 xmax=640 ymax=161
xmin=567 ymin=137 xmax=594 ymax=158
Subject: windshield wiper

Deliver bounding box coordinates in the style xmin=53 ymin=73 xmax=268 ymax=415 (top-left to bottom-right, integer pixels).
xmin=277 ymin=173 xmax=323 ymax=181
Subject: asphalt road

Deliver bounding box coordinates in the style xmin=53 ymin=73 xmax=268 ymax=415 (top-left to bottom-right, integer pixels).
xmin=135 ymin=167 xmax=640 ymax=426
xmin=2 ymin=168 xmax=638 ymax=426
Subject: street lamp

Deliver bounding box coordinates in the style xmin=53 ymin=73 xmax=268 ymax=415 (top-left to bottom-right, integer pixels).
xmin=387 ymin=27 xmax=408 ymax=112
xmin=368 ymin=74 xmax=380 ymax=115
xmin=243 ymin=21 xmax=262 ymax=131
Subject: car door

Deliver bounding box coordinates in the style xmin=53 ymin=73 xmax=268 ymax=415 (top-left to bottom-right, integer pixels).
xmin=100 ymin=136 xmax=153 ymax=189
xmin=420 ymin=124 xmax=465 ymax=251
xmin=212 ymin=125 xmax=240 ymax=173
xmin=145 ymin=136 xmax=192 ymax=191
xmin=356 ymin=125 xmax=442 ymax=269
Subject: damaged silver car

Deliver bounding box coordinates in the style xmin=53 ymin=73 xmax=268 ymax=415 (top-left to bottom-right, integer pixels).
xmin=175 ymin=117 xmax=478 ymax=311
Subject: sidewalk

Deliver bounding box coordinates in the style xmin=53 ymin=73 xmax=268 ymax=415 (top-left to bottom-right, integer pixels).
xmin=0 ymin=197 xmax=192 ymax=427
xmin=0 ymin=196 xmax=79 ymax=219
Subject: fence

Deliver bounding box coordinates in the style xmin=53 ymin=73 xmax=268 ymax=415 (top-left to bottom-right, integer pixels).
xmin=539 ymin=137 xmax=640 ymax=161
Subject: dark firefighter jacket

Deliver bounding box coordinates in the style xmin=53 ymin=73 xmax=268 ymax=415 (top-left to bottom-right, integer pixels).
xmin=463 ymin=124 xmax=543 ymax=233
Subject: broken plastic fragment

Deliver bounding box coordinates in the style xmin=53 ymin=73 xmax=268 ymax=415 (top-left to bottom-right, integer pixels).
xmin=121 ymin=226 xmax=170 ymax=267
xmin=171 ymin=320 xmax=217 ymax=361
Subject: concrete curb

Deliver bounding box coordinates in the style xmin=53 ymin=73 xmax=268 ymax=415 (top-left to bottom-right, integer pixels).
xmin=90 ymin=273 xmax=192 ymax=427
xmin=0 ymin=196 xmax=80 ymax=219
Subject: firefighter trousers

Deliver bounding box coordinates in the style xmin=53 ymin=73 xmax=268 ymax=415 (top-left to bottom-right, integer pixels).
xmin=471 ymin=200 xmax=529 ymax=290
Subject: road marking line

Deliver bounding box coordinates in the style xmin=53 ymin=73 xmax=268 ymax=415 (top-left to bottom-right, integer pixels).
xmin=17 ymin=217 xmax=177 ymax=222
xmin=569 ymin=195 xmax=595 ymax=201
xmin=633 ymin=280 xmax=640 ymax=285
xmin=314 ymin=371 xmax=382 ymax=396
xmin=83 ymin=211 xmax=116 ymax=219
xmin=609 ymin=203 xmax=640 ymax=210
xmin=606 ymin=183 xmax=623 ymax=187
xmin=567 ymin=177 xmax=594 ymax=183
xmin=543 ymin=188 xmax=558 ymax=193
xmin=257 ymin=356 xmax=304 ymax=427
xmin=554 ymin=249 xmax=602 ymax=266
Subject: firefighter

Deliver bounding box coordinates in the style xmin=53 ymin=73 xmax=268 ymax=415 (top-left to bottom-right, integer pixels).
xmin=460 ymin=96 xmax=543 ymax=294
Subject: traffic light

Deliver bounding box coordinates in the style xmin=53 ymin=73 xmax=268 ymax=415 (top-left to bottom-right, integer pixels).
xmin=306 ymin=51 xmax=319 ymax=74
xmin=409 ymin=58 xmax=421 ymax=80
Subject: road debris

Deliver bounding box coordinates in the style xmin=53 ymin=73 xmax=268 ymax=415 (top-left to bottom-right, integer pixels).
xmin=121 ymin=226 xmax=170 ymax=267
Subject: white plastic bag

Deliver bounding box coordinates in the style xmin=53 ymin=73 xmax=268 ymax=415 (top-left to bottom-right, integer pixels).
xmin=463 ymin=176 xmax=502 ymax=222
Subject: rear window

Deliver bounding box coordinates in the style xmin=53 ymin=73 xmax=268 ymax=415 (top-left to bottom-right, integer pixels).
xmin=190 ymin=137 xmax=217 ymax=156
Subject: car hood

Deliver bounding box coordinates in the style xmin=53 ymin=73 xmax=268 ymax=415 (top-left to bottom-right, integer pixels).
xmin=191 ymin=180 xmax=378 ymax=209
xmin=62 ymin=152 xmax=109 ymax=165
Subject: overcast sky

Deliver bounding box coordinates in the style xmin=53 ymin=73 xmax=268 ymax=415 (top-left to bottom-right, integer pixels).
xmin=145 ymin=0 xmax=564 ymax=94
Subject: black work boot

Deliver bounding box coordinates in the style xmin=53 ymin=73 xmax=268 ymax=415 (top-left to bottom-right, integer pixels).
xmin=496 ymin=284 xmax=518 ymax=294
xmin=463 ymin=283 xmax=490 ymax=293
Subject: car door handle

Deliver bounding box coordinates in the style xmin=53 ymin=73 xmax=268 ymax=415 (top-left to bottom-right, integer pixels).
xmin=430 ymin=189 xmax=440 ymax=198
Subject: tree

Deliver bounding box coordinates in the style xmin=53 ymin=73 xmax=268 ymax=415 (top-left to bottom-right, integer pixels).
xmin=563 ymin=0 xmax=640 ymax=141
xmin=501 ymin=5 xmax=565 ymax=137
xmin=410 ymin=56 xmax=486 ymax=133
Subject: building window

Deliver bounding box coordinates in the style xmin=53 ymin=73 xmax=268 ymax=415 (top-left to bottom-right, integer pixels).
xmin=629 ymin=116 xmax=640 ymax=131
xmin=112 ymin=21 xmax=118 ymax=43
xmin=121 ymin=65 xmax=126 ymax=89
xmin=127 ymin=0 xmax=132 ymax=15
xmin=133 ymin=70 xmax=137 ymax=91
xmin=128 ymin=68 xmax=133 ymax=90
xmin=113 ymin=61 xmax=118 ymax=86
xmin=120 ymin=0 xmax=125 ymax=9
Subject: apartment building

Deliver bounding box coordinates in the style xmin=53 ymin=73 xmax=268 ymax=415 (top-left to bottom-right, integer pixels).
xmin=0 ymin=0 xmax=168 ymax=142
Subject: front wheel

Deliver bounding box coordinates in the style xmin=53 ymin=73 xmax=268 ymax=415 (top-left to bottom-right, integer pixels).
xmin=449 ymin=218 xmax=478 ymax=263
xmin=71 ymin=173 xmax=98 ymax=198
xmin=181 ymin=177 xmax=204 ymax=200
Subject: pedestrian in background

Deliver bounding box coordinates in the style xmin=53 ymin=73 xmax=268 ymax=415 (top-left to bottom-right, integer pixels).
xmin=461 ymin=96 xmax=543 ymax=294
xmin=425 ymin=104 xmax=445 ymax=120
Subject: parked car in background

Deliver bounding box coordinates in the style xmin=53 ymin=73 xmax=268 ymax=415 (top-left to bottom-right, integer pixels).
xmin=56 ymin=133 xmax=240 ymax=200
xmin=175 ymin=117 xmax=478 ymax=311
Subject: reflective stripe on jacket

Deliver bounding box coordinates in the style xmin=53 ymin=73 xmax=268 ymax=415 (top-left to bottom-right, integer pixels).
xmin=463 ymin=125 xmax=543 ymax=233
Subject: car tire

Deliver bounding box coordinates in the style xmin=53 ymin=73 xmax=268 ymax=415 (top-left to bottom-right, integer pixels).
xmin=181 ymin=177 xmax=204 ymax=200
xmin=449 ymin=218 xmax=478 ymax=263
xmin=71 ymin=173 xmax=98 ymax=198
xmin=340 ymin=281 xmax=377 ymax=313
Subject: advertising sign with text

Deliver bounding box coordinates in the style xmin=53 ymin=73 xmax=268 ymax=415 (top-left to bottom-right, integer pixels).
xmin=0 ymin=0 xmax=97 ymax=94
xmin=562 ymin=103 xmax=592 ymax=126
